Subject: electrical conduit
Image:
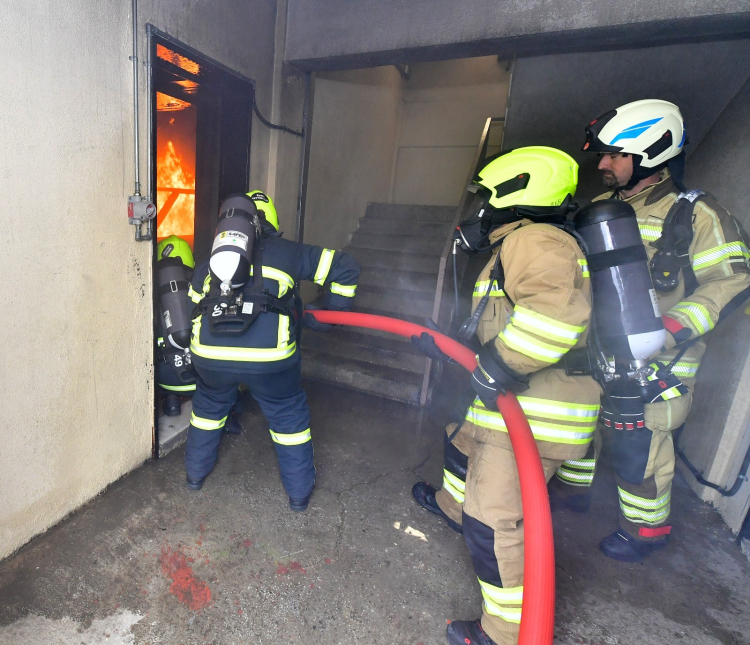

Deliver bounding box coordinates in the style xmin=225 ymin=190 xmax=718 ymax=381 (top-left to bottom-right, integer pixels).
xmin=307 ymin=310 xmax=555 ymax=645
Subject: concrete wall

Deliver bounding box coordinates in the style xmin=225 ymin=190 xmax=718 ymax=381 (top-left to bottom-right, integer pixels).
xmin=0 ymin=0 xmax=285 ymax=560
xmin=391 ymin=57 xmax=508 ymax=206
xmin=303 ymin=66 xmax=403 ymax=254
xmin=503 ymin=39 xmax=750 ymax=200
xmin=679 ymin=75 xmax=750 ymax=532
xmin=285 ymin=0 xmax=750 ymax=70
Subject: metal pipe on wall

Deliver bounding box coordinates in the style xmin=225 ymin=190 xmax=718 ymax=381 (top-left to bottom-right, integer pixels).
xmin=146 ymin=24 xmax=154 ymax=205
xmin=131 ymin=0 xmax=141 ymax=197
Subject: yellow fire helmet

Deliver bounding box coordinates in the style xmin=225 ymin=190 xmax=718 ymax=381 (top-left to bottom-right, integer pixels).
xmin=247 ymin=190 xmax=278 ymax=230
xmin=157 ymin=235 xmax=195 ymax=268
xmin=475 ymin=146 xmax=578 ymax=210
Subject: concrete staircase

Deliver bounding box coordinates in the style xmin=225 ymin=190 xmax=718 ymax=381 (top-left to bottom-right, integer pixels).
xmin=301 ymin=203 xmax=455 ymax=405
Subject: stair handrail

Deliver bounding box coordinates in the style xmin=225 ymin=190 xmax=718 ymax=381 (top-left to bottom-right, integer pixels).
xmin=419 ymin=116 xmax=504 ymax=406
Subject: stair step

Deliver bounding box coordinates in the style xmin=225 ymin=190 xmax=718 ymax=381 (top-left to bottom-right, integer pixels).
xmin=301 ymin=328 xmax=427 ymax=374
xmin=359 ymin=267 xmax=438 ymax=293
xmin=301 ymin=349 xmax=424 ymax=405
xmin=356 ymin=285 xmax=435 ymax=318
xmin=366 ymin=203 xmax=456 ymax=223
xmin=347 ymin=248 xmax=442 ymax=274
xmin=355 ymin=217 xmax=453 ymax=238
xmin=350 ymin=232 xmax=445 ymax=256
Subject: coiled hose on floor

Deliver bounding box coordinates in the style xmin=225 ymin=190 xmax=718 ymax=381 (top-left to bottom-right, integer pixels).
xmin=307 ymin=310 xmax=555 ymax=645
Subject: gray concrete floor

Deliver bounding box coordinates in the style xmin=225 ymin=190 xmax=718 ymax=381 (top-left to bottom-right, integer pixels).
xmin=0 ymin=372 xmax=749 ymax=645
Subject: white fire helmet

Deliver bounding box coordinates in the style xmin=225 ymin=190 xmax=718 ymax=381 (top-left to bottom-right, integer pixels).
xmin=582 ymin=99 xmax=686 ymax=169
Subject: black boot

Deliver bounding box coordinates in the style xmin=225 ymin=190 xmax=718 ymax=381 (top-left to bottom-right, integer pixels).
xmin=223 ymin=413 xmax=242 ymax=435
xmin=289 ymin=493 xmax=312 ymax=511
xmin=411 ymin=482 xmax=463 ymax=534
xmin=548 ymin=486 xmax=591 ymax=513
xmin=446 ymin=619 xmax=497 ymax=645
xmin=163 ymin=394 xmax=182 ymax=417
xmin=599 ymin=529 xmax=669 ymax=563
xmin=186 ymin=475 xmax=205 ymax=491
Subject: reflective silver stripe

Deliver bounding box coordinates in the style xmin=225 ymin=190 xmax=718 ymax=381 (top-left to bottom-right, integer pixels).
xmin=188 ymin=285 xmax=202 ymax=303
xmin=191 ymin=413 xmax=227 ymax=431
xmin=618 ymin=487 xmax=670 ymax=524
xmin=577 ymin=258 xmax=590 ymax=278
xmin=473 ymin=280 xmax=505 ymax=297
xmin=478 ymin=580 xmax=523 ymax=624
xmin=671 ymin=302 xmax=714 ymax=334
xmin=443 ymin=470 xmax=465 ymax=504
xmin=269 ymin=428 xmax=312 ymax=446
xmin=692 ymin=241 xmax=750 ymax=272
xmin=670 ymin=361 xmax=699 ymax=377
xmin=314 ymin=249 xmax=335 ymax=285
xmin=499 ymin=326 xmax=568 ymax=363
xmin=330 ymin=282 xmax=357 ymax=297
xmin=639 ymin=224 xmax=663 ymax=241
xmin=515 ymin=396 xmax=599 ymax=422
xmin=466 ymin=405 xmax=595 ymax=444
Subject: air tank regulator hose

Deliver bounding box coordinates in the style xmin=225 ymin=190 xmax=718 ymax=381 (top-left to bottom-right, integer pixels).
xmin=307 ymin=310 xmax=555 ymax=645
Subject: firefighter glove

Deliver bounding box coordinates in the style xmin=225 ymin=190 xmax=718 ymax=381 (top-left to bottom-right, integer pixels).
xmin=411 ymin=332 xmax=449 ymax=362
xmin=471 ymin=342 xmax=529 ymax=410
xmin=302 ymin=304 xmax=332 ymax=333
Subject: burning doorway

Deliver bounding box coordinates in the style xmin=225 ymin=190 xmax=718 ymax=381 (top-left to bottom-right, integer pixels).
xmin=150 ymin=29 xmax=254 ymax=264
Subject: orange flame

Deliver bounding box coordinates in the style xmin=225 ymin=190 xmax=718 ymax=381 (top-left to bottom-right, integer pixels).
xmin=156 ymin=141 xmax=195 ymax=248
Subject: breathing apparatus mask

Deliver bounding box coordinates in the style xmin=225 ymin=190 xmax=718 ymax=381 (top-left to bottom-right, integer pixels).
xmin=454 ymin=187 xmax=578 ymax=254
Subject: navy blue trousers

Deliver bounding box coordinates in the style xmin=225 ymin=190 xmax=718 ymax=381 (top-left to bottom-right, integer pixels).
xmin=185 ymin=362 xmax=314 ymax=499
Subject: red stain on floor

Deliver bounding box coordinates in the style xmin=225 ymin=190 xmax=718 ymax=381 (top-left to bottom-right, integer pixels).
xmin=160 ymin=546 xmax=212 ymax=611
xmin=242 ymin=539 xmax=253 ymax=547
xmin=276 ymin=560 xmax=307 ymax=576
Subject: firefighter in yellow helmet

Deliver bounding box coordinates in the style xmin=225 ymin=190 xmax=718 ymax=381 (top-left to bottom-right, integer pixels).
xmin=156 ymin=235 xmax=198 ymax=416
xmin=411 ymin=147 xmax=601 ymax=645
xmin=550 ymin=99 xmax=750 ymax=563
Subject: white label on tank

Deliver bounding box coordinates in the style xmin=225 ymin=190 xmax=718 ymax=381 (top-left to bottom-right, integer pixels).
xmin=163 ymin=309 xmax=172 ymax=329
xmin=649 ymin=288 xmax=661 ymax=318
xmin=242 ymin=302 xmax=254 ymax=314
xmin=212 ymin=231 xmax=248 ymax=252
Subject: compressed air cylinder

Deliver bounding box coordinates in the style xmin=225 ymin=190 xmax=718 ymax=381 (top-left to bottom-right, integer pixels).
xmin=157 ymin=258 xmax=193 ymax=350
xmin=574 ymin=199 xmax=665 ymax=363
xmin=209 ymin=196 xmax=258 ymax=289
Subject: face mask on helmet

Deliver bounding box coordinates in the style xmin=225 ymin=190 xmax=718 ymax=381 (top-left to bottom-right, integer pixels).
xmin=454 ymin=190 xmax=578 ymax=254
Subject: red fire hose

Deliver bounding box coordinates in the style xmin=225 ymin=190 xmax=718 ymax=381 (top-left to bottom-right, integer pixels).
xmin=308 ymin=310 xmax=555 ymax=645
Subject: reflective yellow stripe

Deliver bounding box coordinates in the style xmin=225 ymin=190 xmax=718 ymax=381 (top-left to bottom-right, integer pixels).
xmin=692 ymin=241 xmax=750 ymax=272
xmin=314 ymin=249 xmax=335 ymax=285
xmin=499 ymin=325 xmax=568 ymax=363
xmin=511 ymin=306 xmax=585 ymax=340
xmin=249 ymin=266 xmax=294 ymax=297
xmin=478 ymin=580 xmax=523 ymax=624
xmin=188 ymin=285 xmax=202 ymax=303
xmin=191 ymin=316 xmax=297 ymax=362
xmin=619 ymin=488 xmax=670 ymax=510
xmin=639 ymin=224 xmax=663 ymax=241
xmin=269 ymin=428 xmax=312 ymax=446
xmin=578 ymin=258 xmax=590 ymax=278
xmin=473 ymin=280 xmax=505 ymax=297
xmin=443 ymin=470 xmax=465 ymax=504
xmin=556 ymin=469 xmax=594 ymax=485
xmin=618 ymin=486 xmax=671 ymax=525
xmin=191 ymin=413 xmax=227 ymax=430
xmin=671 ymin=302 xmax=714 ymax=334
xmin=515 ymin=396 xmax=599 ymax=422
xmin=330 ymin=282 xmax=357 ymax=297
xmin=561 ymin=458 xmax=596 ymax=469
xmin=466 ymin=404 xmax=595 ymax=444
xmin=671 ymin=361 xmax=699 ymax=377
xmin=160 ymin=383 xmax=196 ymax=392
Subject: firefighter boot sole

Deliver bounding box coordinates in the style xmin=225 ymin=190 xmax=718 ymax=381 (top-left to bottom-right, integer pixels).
xmin=446 ymin=619 xmax=497 ymax=645
xmin=411 ymin=482 xmax=463 ymax=535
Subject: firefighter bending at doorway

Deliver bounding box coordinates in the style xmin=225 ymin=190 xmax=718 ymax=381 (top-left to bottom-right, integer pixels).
xmin=184 ymin=190 xmax=360 ymax=511
xmin=156 ymin=235 xmax=198 ymax=416
xmin=412 ymin=147 xmax=601 ymax=645
xmin=551 ymin=99 xmax=750 ymax=562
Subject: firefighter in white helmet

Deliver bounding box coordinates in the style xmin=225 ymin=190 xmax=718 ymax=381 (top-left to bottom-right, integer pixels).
xmin=551 ymin=99 xmax=750 ymax=562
